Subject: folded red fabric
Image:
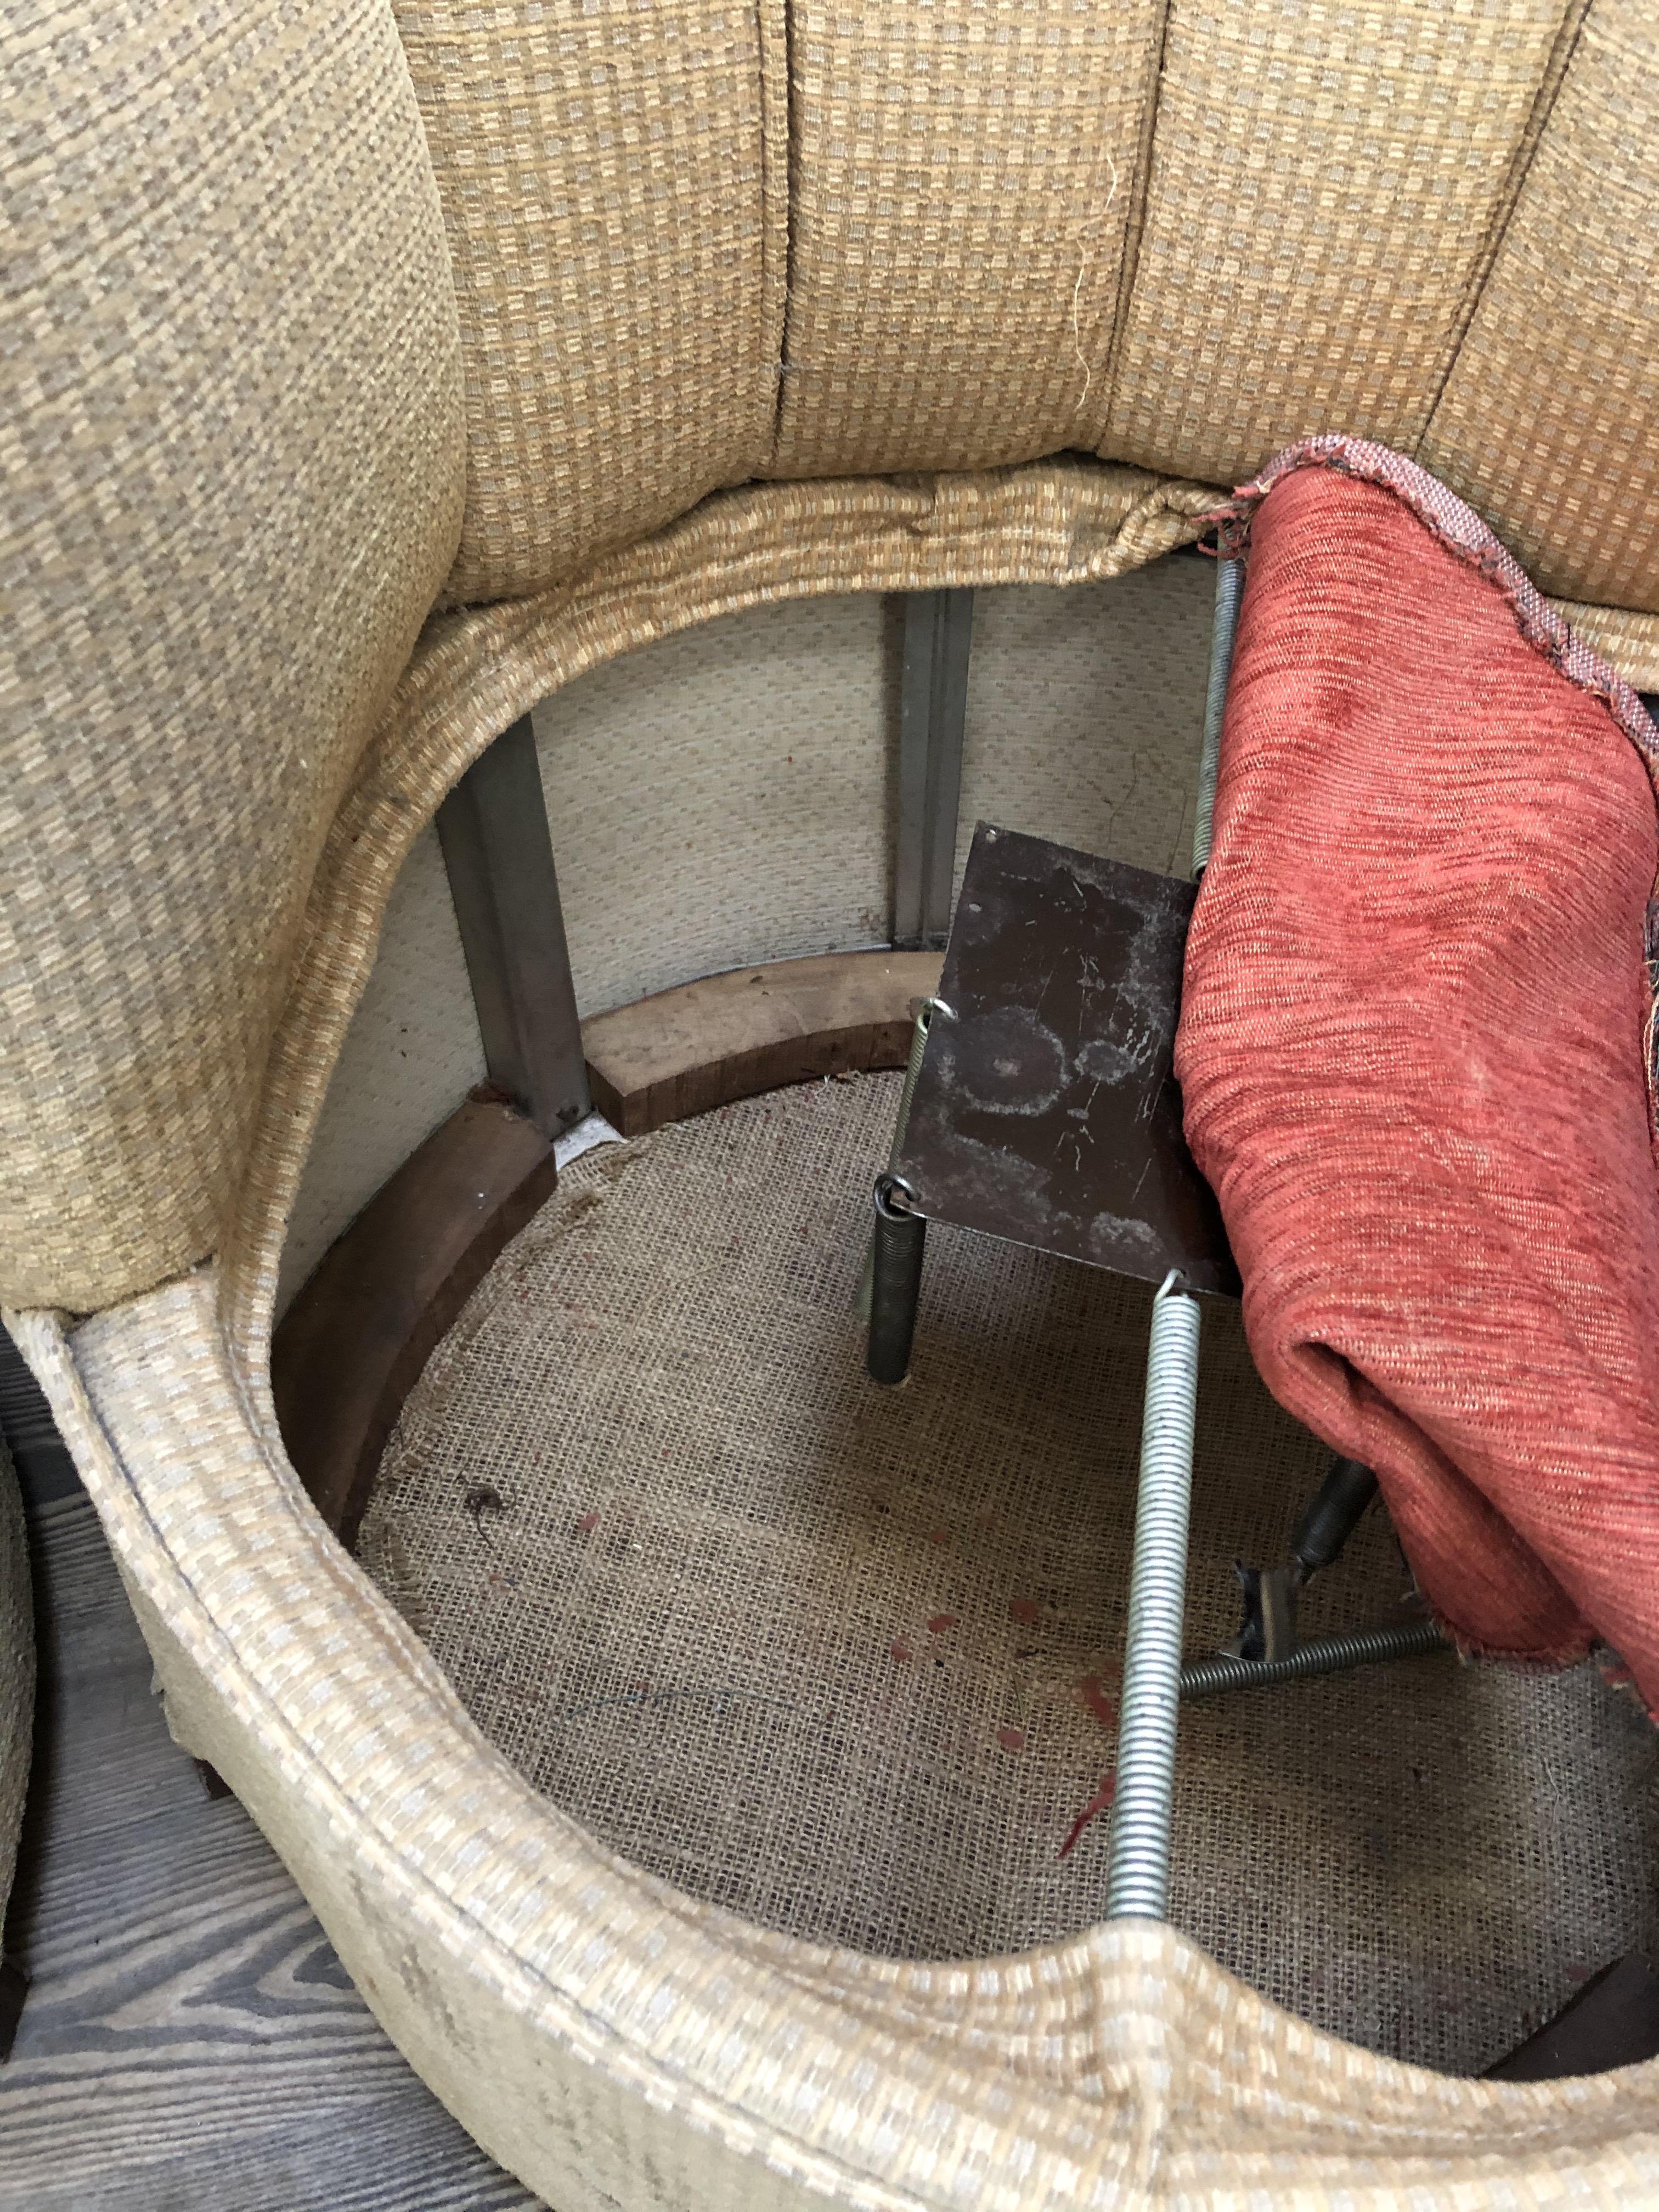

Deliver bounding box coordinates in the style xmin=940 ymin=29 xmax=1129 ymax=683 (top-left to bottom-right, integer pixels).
xmin=1176 ymin=444 xmax=1659 ymax=1712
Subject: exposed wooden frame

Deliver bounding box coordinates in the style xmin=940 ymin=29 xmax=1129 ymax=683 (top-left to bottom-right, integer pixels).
xmin=583 ymin=949 xmax=943 ymax=1136
xmin=1486 ymin=1951 xmax=1659 ymax=2081
xmin=270 ymin=1096 xmax=558 ymax=1544
xmin=272 ymin=950 xmax=941 ymax=1534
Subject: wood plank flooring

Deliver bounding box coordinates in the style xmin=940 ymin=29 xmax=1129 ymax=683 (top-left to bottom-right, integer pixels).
xmin=0 ymin=1493 xmax=543 ymax=2210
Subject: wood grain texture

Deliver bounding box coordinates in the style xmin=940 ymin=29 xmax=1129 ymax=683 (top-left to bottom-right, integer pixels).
xmin=0 ymin=1495 xmax=541 ymax=2211
xmin=272 ymin=1095 xmax=558 ymax=1541
xmin=581 ymin=949 xmax=944 ymax=1137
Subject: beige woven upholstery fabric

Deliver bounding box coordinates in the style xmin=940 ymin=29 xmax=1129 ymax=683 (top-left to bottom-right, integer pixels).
xmin=0 ymin=1442 xmax=31 ymax=1954
xmin=769 ymin=1 xmax=1163 ymax=481
xmin=1550 ymin=600 xmax=1659 ymax=690
xmin=395 ymin=0 xmax=786 ymax=602
xmin=1103 ymin=0 xmax=1577 ymax=483
xmin=533 ymin=595 xmax=892 ymax=1019
xmin=1 ymin=0 xmax=466 ymax=1314
xmin=16 ymin=1275 xmax=1659 ymax=2208
xmin=11 ymin=0 xmax=1659 ymax=1319
xmin=954 ymin=561 xmax=1217 ymax=888
xmin=1421 ymin=0 xmax=1659 ymax=611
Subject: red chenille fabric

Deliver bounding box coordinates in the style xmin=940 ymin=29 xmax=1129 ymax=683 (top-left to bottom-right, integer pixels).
xmin=1176 ymin=460 xmax=1659 ymax=1712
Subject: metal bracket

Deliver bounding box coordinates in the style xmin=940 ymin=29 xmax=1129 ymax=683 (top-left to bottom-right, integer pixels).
xmin=436 ymin=714 xmax=591 ymax=1139
xmin=894 ymin=589 xmax=974 ymax=949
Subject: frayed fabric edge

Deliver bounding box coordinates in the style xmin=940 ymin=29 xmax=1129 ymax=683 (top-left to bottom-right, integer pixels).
xmin=1206 ymin=434 xmax=1659 ymax=772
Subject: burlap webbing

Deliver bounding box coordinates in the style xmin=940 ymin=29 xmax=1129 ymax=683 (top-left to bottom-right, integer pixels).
xmin=362 ymin=1075 xmax=1658 ymax=2080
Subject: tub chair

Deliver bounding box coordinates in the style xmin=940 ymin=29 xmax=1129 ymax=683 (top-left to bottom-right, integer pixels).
xmin=7 ymin=0 xmax=1659 ymax=2201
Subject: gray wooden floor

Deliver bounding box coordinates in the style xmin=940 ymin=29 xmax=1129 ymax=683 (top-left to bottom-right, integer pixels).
xmin=0 ymin=1492 xmax=544 ymax=2210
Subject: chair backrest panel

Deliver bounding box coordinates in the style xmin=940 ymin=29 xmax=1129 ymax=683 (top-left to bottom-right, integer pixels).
xmin=9 ymin=0 xmax=1659 ymax=1319
xmin=1104 ymin=0 xmax=1577 ymax=484
xmin=394 ymin=0 xmax=786 ymax=605
xmin=766 ymin=0 xmax=1163 ymax=481
xmin=1420 ymin=0 xmax=1659 ymax=607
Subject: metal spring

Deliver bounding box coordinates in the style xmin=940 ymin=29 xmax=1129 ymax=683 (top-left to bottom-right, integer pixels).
xmin=1179 ymin=1617 xmax=1449 ymax=1701
xmin=890 ymin=996 xmax=952 ymax=1163
xmin=1191 ymin=556 xmax=1245 ymax=877
xmin=866 ymin=1174 xmax=928 ymax=1386
xmin=855 ymin=996 xmax=953 ymax=1321
xmin=1105 ymin=1274 xmax=1201 ymax=1921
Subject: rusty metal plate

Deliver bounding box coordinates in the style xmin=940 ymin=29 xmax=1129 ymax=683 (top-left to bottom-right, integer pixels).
xmin=894 ymin=823 xmax=1238 ymax=1295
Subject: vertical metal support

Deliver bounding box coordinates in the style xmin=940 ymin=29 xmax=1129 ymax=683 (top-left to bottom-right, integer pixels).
xmin=1192 ymin=557 xmax=1245 ymax=878
xmin=1106 ymin=1273 xmax=1201 ymax=1921
xmin=894 ymin=589 xmax=974 ymax=948
xmin=436 ymin=714 xmax=591 ymax=1139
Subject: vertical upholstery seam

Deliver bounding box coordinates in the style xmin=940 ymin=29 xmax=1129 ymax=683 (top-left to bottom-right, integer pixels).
xmin=1095 ymin=0 xmax=1176 ymax=453
xmin=766 ymin=0 xmax=800 ymax=468
xmin=1415 ymin=0 xmax=1595 ymax=459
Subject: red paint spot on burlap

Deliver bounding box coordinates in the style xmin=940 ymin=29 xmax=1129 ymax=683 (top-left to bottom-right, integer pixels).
xmin=1058 ymin=1773 xmax=1116 ymax=1861
xmin=889 ymin=1640 xmax=912 ymax=1662
xmin=1008 ymin=1596 xmax=1041 ymax=1626
xmin=1079 ymin=1674 xmax=1116 ymax=1733
xmin=927 ymin=1614 xmax=958 ymax=1635
xmin=575 ymin=1511 xmax=600 ymax=1535
xmin=928 ymin=1527 xmax=951 ymax=1547
xmin=997 ymin=1726 xmax=1025 ymax=1753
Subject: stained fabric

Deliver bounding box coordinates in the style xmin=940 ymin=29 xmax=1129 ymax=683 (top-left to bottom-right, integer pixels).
xmin=1177 ymin=452 xmax=1659 ymax=1711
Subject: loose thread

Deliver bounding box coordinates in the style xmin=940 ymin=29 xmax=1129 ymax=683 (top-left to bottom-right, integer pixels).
xmin=1071 ymin=151 xmax=1119 ymax=417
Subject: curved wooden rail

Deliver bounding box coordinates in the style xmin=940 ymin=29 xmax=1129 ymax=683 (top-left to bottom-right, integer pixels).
xmin=272 ymin=949 xmax=940 ymax=1539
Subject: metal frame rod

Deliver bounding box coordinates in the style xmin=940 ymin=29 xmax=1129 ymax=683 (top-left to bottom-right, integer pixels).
xmin=436 ymin=713 xmax=591 ymax=1139
xmin=894 ymin=589 xmax=974 ymax=949
xmin=1105 ymin=1272 xmax=1201 ymax=1920
xmin=1191 ymin=556 xmax=1245 ymax=878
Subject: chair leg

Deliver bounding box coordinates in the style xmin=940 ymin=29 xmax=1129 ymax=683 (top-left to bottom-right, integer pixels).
xmin=866 ymin=1176 xmax=927 ymax=1386
xmin=1106 ymin=1272 xmax=1201 ymax=1921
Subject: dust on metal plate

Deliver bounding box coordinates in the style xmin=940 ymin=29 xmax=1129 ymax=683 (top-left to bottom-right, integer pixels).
xmin=895 ymin=824 xmax=1238 ymax=1296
